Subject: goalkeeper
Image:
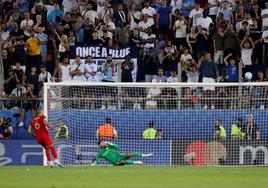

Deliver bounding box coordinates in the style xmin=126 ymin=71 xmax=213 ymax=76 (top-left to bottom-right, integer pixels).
xmin=91 ymin=140 xmax=153 ymax=166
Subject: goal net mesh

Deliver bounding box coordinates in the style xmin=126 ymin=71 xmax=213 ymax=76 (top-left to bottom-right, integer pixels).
xmin=44 ymin=83 xmax=268 ymax=166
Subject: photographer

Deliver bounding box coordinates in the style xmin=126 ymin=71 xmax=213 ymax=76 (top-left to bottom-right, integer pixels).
xmin=0 ymin=117 xmax=13 ymax=140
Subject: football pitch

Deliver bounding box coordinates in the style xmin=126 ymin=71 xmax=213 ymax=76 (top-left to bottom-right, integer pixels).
xmin=1 ymin=166 xmax=268 ymax=188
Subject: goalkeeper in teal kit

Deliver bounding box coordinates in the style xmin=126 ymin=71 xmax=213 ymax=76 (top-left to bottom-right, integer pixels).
xmin=91 ymin=140 xmax=153 ymax=166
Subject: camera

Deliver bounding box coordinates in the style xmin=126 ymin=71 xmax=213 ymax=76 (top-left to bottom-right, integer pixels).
xmin=1 ymin=117 xmax=12 ymax=128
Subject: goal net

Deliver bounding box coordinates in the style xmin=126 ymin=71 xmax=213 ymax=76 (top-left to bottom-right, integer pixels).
xmin=44 ymin=82 xmax=268 ymax=166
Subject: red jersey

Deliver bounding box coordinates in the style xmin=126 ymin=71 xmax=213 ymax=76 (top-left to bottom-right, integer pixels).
xmin=31 ymin=115 xmax=49 ymax=137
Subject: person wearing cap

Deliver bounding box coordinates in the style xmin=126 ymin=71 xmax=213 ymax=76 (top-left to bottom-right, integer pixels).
xmin=231 ymin=117 xmax=245 ymax=140
xmin=143 ymin=121 xmax=157 ymax=139
xmin=96 ymin=118 xmax=118 ymax=140
xmin=242 ymin=114 xmax=260 ymax=140
xmin=213 ymin=119 xmax=226 ymax=141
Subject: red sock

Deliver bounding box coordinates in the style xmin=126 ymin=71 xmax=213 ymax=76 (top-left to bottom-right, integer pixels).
xmin=45 ymin=148 xmax=51 ymax=161
xmin=50 ymin=146 xmax=58 ymax=159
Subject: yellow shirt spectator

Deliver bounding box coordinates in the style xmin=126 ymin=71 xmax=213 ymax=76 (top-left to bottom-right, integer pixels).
xmin=26 ymin=35 xmax=41 ymax=56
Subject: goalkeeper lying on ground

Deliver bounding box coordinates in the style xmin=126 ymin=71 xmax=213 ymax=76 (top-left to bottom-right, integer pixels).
xmin=91 ymin=140 xmax=153 ymax=166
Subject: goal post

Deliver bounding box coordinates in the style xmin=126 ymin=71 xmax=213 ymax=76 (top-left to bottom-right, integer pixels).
xmin=44 ymin=82 xmax=268 ymax=166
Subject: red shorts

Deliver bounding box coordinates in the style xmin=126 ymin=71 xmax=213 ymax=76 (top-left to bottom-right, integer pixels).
xmin=36 ymin=134 xmax=53 ymax=148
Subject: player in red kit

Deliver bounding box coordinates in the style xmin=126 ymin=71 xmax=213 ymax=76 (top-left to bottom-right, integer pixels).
xmin=28 ymin=111 xmax=63 ymax=167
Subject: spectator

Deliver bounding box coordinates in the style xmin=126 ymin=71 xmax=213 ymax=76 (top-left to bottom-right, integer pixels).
xmin=156 ymin=0 xmax=172 ymax=36
xmin=82 ymin=3 xmax=98 ymax=26
xmin=85 ymin=55 xmax=98 ymax=82
xmin=208 ymin=0 xmax=219 ymax=23
xmin=145 ymin=79 xmax=161 ymax=109
xmin=197 ymin=52 xmax=219 ymax=109
xmin=213 ymin=119 xmax=226 ymax=141
xmin=55 ymin=119 xmax=69 ymax=140
xmin=217 ymin=1 xmax=234 ymax=24
xmin=121 ymin=54 xmax=134 ymax=82
xmin=154 ymin=67 xmax=167 ymax=82
xmin=242 ymin=114 xmax=260 ymax=140
xmin=213 ymin=27 xmax=225 ymax=64
xmin=96 ymin=118 xmax=118 ymax=140
xmin=4 ymin=69 xmax=17 ymax=96
xmin=180 ymin=47 xmax=193 ymax=74
xmin=144 ymin=48 xmax=159 ymax=82
xmin=196 ymin=9 xmax=213 ymax=32
xmin=98 ymin=0 xmax=114 ymax=21
xmin=223 ymin=53 xmax=239 ymax=82
xmin=70 ymin=55 xmax=85 ymax=81
xmin=252 ymin=71 xmax=267 ymax=109
xmin=143 ymin=121 xmax=157 ymax=139
xmin=189 ymin=3 xmax=203 ymax=27
xmin=39 ymin=65 xmax=52 ymax=84
xmin=55 ymin=31 xmax=69 ymax=62
xmin=58 ymin=57 xmax=72 ymax=82
xmin=163 ymin=40 xmax=178 ymax=75
xmin=240 ymin=36 xmax=255 ymax=74
xmin=20 ymin=83 xmax=39 ymax=125
xmin=186 ymin=26 xmax=197 ymax=58
xmin=128 ymin=3 xmax=141 ymax=31
xmin=261 ymin=2 xmax=268 ymax=31
xmin=195 ymin=25 xmax=209 ymax=59
xmin=9 ymin=82 xmax=27 ymax=127
xmin=36 ymin=26 xmax=48 ymax=62
xmin=27 ymin=65 xmax=39 ymax=94
xmin=239 ymin=88 xmax=251 ymax=109
xmin=223 ymin=23 xmax=239 ymax=57
xmin=156 ymin=129 xmax=164 ymax=139
xmin=20 ymin=12 xmax=34 ymax=39
xmin=13 ymin=62 xmax=24 ymax=83
xmin=25 ymin=30 xmax=42 ymax=74
xmin=101 ymin=54 xmax=117 ymax=82
xmin=186 ymin=63 xmax=199 ymax=83
xmin=113 ymin=4 xmax=127 ymax=28
xmin=231 ymin=117 xmax=245 ymax=140
xmin=173 ymin=12 xmax=188 ymax=49
xmin=141 ymin=0 xmax=156 ymax=26
xmin=62 ymin=0 xmax=77 ymax=14
xmin=0 ymin=117 xmax=13 ymax=140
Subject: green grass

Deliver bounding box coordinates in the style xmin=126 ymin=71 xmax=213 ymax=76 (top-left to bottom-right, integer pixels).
xmin=1 ymin=166 xmax=268 ymax=188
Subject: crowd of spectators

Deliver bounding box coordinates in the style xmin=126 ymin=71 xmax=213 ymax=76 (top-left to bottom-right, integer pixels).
xmin=0 ymin=0 xmax=268 ymax=113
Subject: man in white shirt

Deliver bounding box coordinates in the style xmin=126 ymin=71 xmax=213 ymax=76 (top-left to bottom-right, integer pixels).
xmin=138 ymin=14 xmax=153 ymax=38
xmin=39 ymin=65 xmax=52 ymax=83
xmin=189 ymin=3 xmax=203 ymax=27
xmin=261 ymin=2 xmax=268 ymax=31
xmin=196 ymin=10 xmax=213 ymax=31
xmin=85 ymin=55 xmax=98 ymax=82
xmin=173 ymin=13 xmax=187 ymax=48
xmin=104 ymin=14 xmax=116 ymax=39
xmin=208 ymin=0 xmax=218 ymax=22
xmin=20 ymin=12 xmax=34 ymax=37
xmin=82 ymin=3 xmax=98 ymax=26
xmin=98 ymin=0 xmax=114 ymax=20
xmin=141 ymin=0 xmax=156 ymax=26
xmin=70 ymin=55 xmax=86 ymax=81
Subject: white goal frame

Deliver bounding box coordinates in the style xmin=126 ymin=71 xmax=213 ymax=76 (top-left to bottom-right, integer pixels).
xmin=43 ymin=82 xmax=268 ymax=166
